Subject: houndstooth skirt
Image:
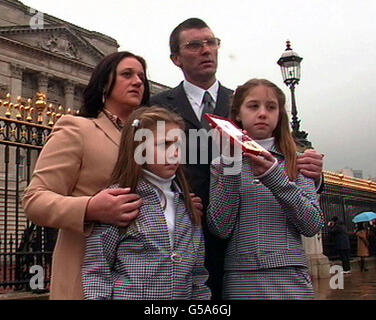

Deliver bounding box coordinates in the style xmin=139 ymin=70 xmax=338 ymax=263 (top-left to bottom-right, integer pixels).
xmin=223 ymin=266 xmax=314 ymax=300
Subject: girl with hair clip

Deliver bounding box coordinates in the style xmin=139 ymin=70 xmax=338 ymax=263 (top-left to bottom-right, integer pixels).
xmin=82 ymin=106 xmax=210 ymax=300
xmin=207 ymin=79 xmax=324 ymax=300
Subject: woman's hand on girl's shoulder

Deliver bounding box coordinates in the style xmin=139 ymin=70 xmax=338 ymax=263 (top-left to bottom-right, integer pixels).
xmin=85 ymin=188 xmax=142 ymax=227
xmin=243 ymin=150 xmax=277 ymax=177
xmin=296 ymin=149 xmax=323 ymax=181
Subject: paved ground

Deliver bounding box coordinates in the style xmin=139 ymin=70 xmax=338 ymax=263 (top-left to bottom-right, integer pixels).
xmin=0 ymin=291 xmax=49 ymax=300
xmin=1 ymin=261 xmax=376 ymax=300
xmin=313 ymin=267 xmax=376 ymax=300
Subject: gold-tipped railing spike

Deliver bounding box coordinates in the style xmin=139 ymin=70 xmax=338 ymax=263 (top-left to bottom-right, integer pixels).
xmin=14 ymin=96 xmax=24 ymax=120
xmin=35 ymin=92 xmax=47 ymax=124
xmin=25 ymin=98 xmax=34 ymax=122
xmin=55 ymin=105 xmax=64 ymax=122
xmin=1 ymin=92 xmax=75 ymax=126
xmin=47 ymin=103 xmax=55 ymax=126
xmin=3 ymin=93 xmax=12 ymax=118
xmin=46 ymin=103 xmax=52 ymax=125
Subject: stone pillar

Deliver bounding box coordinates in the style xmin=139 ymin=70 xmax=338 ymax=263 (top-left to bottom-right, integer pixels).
xmin=302 ymin=233 xmax=331 ymax=279
xmin=64 ymin=80 xmax=75 ymax=109
xmin=37 ymin=72 xmax=50 ymax=95
xmin=9 ymin=63 xmax=24 ymax=102
xmin=0 ymin=84 xmax=8 ymax=97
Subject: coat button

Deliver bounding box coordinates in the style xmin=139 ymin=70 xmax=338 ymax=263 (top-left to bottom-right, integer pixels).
xmin=171 ymin=252 xmax=182 ymax=263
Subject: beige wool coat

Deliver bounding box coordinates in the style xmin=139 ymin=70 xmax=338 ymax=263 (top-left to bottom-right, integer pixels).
xmin=356 ymin=230 xmax=370 ymax=257
xmin=22 ymin=112 xmax=120 ymax=300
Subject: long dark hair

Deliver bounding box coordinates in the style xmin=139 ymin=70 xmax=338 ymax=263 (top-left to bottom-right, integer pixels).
xmin=109 ymin=106 xmax=201 ymax=226
xmin=231 ymin=78 xmax=298 ymax=180
xmin=80 ymin=51 xmax=150 ymax=118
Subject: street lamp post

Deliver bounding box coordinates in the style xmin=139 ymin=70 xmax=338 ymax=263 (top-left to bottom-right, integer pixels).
xmin=277 ymin=40 xmax=312 ymax=150
xmin=278 ymin=45 xmax=330 ymax=279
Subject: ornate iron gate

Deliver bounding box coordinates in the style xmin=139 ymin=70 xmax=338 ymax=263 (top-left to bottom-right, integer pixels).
xmin=0 ymin=93 xmax=64 ymax=293
xmin=320 ymin=176 xmax=376 ymax=259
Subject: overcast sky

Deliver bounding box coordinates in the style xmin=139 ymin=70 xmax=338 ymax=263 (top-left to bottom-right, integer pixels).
xmin=22 ymin=0 xmax=376 ymax=178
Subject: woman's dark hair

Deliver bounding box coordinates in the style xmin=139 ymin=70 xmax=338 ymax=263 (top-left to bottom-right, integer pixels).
xmin=80 ymin=51 xmax=150 ymax=118
xmin=169 ymin=18 xmax=209 ymax=55
xmin=356 ymin=222 xmax=365 ymax=232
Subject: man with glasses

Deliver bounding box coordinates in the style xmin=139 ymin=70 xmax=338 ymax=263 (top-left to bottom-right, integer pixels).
xmin=151 ymin=18 xmax=231 ymax=300
xmin=151 ymin=17 xmax=324 ymax=300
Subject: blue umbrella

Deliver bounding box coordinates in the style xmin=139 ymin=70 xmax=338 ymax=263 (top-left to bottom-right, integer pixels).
xmin=352 ymin=211 xmax=376 ymax=223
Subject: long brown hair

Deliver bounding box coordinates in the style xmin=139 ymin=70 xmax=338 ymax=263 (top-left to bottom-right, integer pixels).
xmin=110 ymin=106 xmax=200 ymax=225
xmin=231 ymin=78 xmax=297 ymax=180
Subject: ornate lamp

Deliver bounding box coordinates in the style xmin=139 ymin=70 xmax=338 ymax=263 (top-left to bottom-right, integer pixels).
xmin=277 ymin=40 xmax=312 ymax=149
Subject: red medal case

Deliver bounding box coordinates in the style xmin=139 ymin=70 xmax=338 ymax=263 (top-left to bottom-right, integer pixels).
xmin=203 ymin=113 xmax=266 ymax=156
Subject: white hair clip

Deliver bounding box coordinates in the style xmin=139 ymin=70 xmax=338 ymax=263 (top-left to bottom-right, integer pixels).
xmin=131 ymin=119 xmax=140 ymax=128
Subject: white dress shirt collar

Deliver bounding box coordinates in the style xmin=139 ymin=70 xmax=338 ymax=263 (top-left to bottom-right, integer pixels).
xmin=183 ymin=80 xmax=219 ymax=120
xmin=183 ymin=80 xmax=219 ymax=105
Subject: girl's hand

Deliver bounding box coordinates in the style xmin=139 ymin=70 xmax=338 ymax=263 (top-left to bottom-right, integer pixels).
xmin=190 ymin=193 xmax=204 ymax=218
xmin=86 ymin=188 xmax=142 ymax=227
xmin=243 ymin=150 xmax=277 ymax=177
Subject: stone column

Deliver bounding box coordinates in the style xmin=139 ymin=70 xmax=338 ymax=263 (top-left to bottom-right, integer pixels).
xmin=37 ymin=72 xmax=50 ymax=95
xmin=302 ymin=233 xmax=331 ymax=279
xmin=64 ymin=80 xmax=75 ymax=109
xmin=9 ymin=63 xmax=24 ymax=102
xmin=0 ymin=84 xmax=8 ymax=97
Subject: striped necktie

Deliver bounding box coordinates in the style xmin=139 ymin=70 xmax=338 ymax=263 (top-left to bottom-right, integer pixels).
xmin=200 ymin=91 xmax=214 ymax=129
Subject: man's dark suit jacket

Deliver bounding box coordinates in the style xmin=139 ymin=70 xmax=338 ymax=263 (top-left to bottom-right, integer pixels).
xmin=150 ymin=81 xmax=233 ymax=299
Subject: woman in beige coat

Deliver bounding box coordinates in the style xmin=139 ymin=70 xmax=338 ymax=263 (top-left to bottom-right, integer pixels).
xmin=22 ymin=51 xmax=150 ymax=299
xmin=356 ymin=223 xmax=370 ymax=272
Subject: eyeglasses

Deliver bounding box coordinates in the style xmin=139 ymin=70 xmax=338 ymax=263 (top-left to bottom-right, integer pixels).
xmin=180 ymin=38 xmax=221 ymax=52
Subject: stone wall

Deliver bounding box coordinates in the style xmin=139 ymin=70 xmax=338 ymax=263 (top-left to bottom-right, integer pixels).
xmin=0 ymin=0 xmax=120 ymax=110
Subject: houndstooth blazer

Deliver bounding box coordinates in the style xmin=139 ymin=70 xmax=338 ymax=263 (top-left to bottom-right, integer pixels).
xmin=207 ymin=146 xmax=324 ymax=271
xmin=82 ymin=179 xmax=210 ymax=300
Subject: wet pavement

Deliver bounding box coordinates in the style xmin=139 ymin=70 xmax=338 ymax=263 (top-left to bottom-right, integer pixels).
xmin=1 ymin=260 xmax=376 ymax=300
xmin=313 ymin=267 xmax=376 ymax=300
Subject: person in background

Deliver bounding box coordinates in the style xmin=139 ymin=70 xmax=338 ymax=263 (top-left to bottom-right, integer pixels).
xmin=356 ymin=222 xmax=370 ymax=272
xmin=368 ymin=220 xmax=376 ymax=256
xmin=328 ymin=216 xmax=351 ymax=274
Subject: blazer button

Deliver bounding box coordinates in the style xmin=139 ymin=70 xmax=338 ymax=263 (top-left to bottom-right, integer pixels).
xmin=171 ymin=252 xmax=182 ymax=263
xmin=253 ymin=178 xmax=260 ymax=184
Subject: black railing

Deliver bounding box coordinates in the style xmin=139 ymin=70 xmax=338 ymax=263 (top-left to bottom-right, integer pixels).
xmin=1 ymin=108 xmax=56 ymax=294
xmin=1 ymin=224 xmax=56 ymax=292
xmin=320 ymin=184 xmax=376 ymax=260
